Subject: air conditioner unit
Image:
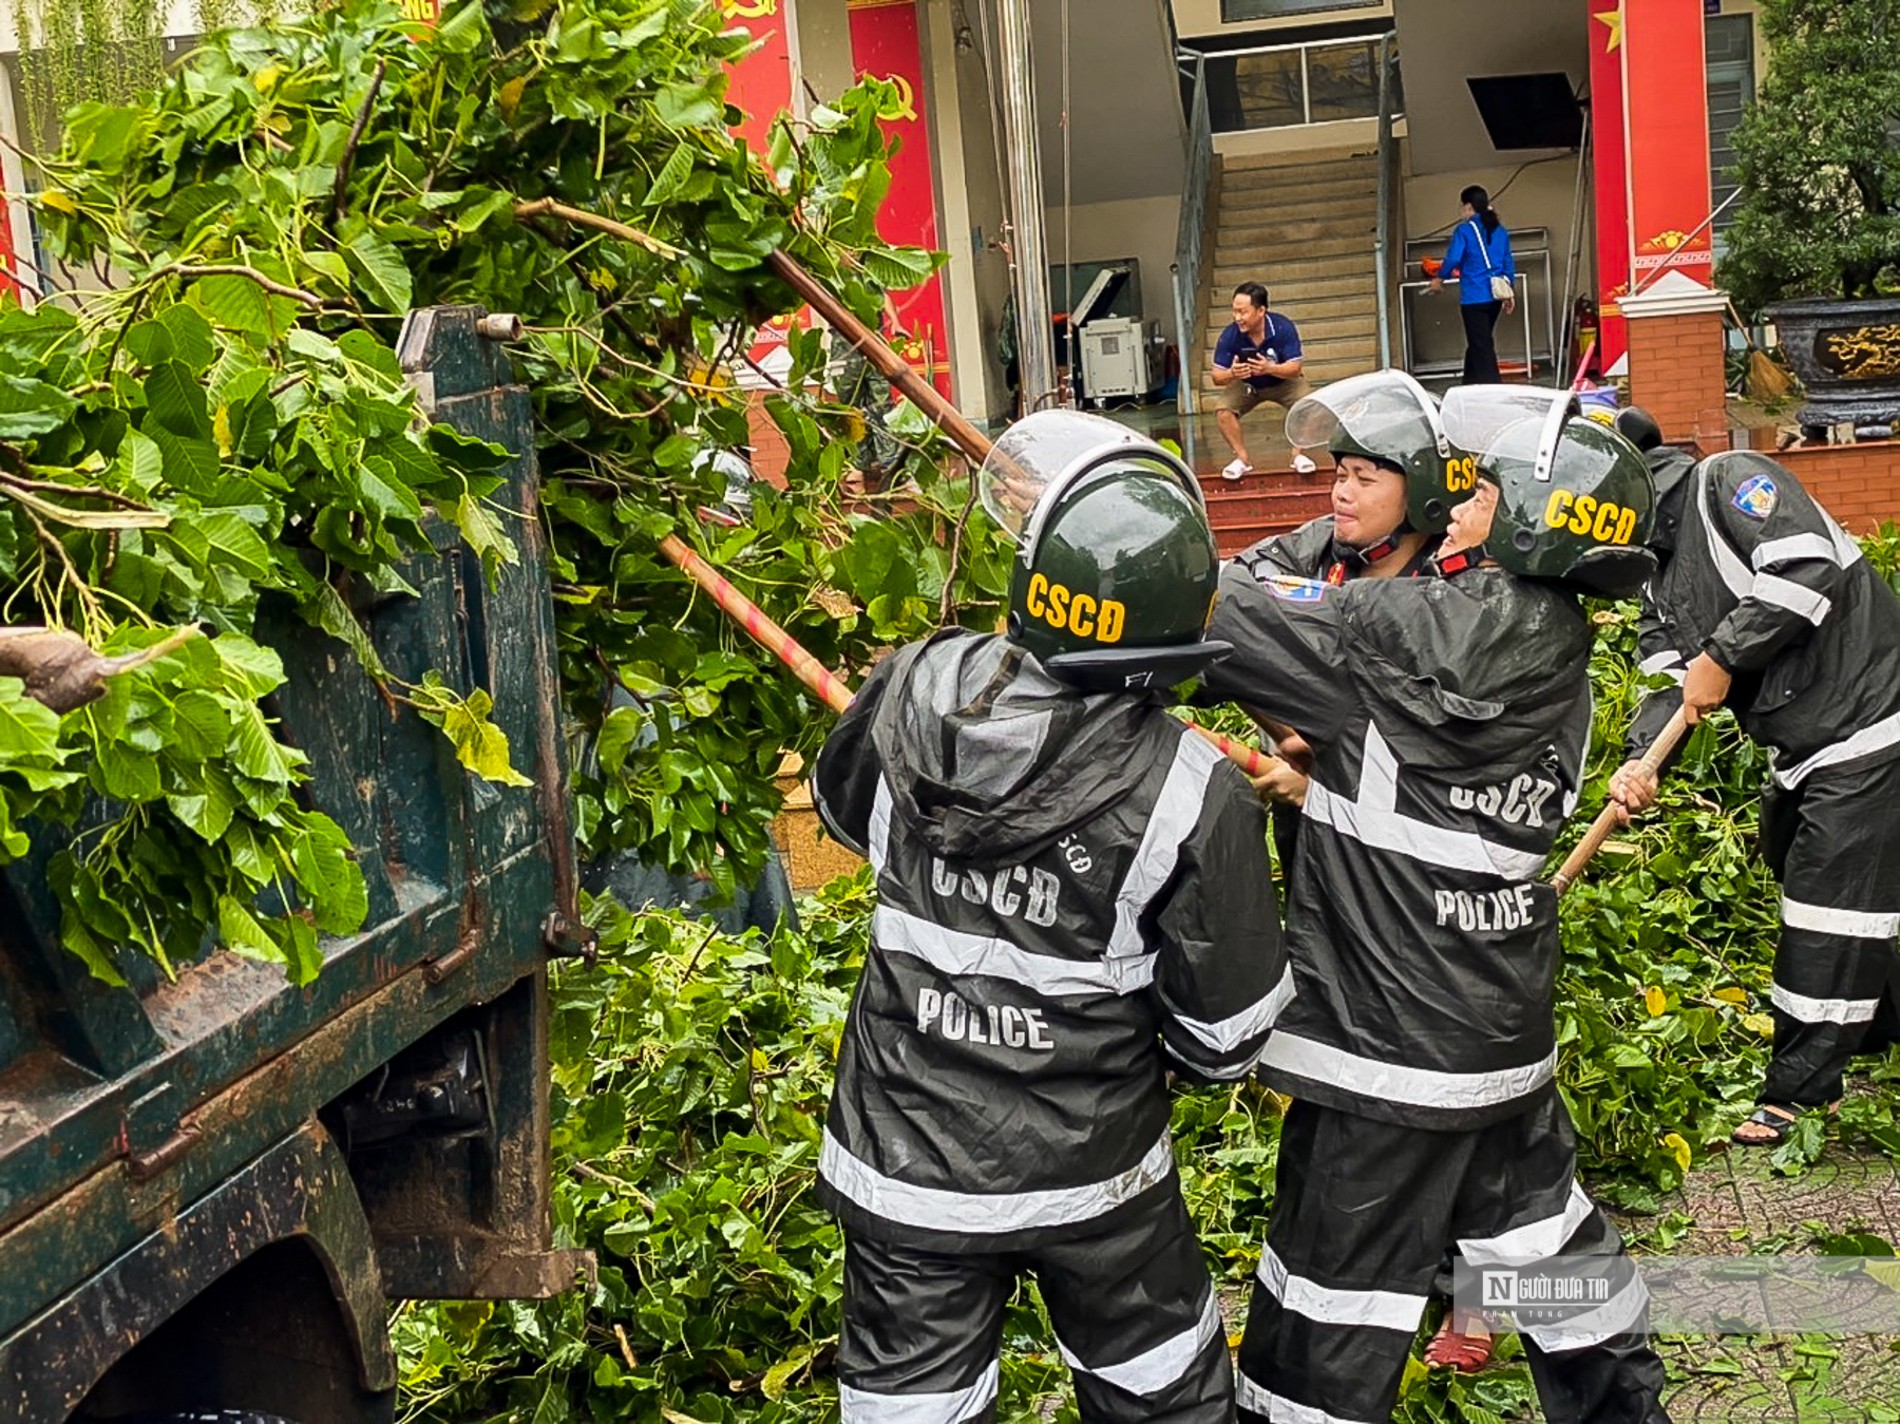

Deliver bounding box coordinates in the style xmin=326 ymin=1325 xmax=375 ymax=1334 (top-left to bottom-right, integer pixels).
xmin=1080 ymin=317 xmax=1150 ymax=403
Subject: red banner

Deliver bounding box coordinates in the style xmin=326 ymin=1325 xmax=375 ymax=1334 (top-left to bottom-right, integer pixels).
xmin=1593 ymin=0 xmax=1715 ymax=370
xmin=849 ymin=0 xmax=951 ymax=396
xmin=1588 ymin=2 xmax=1630 ymax=368
xmin=723 ymin=0 xmax=794 ymax=157
xmin=1623 ymin=1 xmax=1714 ymax=288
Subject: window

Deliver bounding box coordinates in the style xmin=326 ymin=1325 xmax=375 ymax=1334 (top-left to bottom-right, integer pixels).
xmin=1705 ymin=14 xmax=1754 ymax=246
xmin=1221 ymin=0 xmax=1381 ymax=21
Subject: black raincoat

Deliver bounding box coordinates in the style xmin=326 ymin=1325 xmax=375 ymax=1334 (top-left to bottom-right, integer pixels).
xmin=1629 ymin=450 xmax=1900 ymax=1109
xmin=811 ymin=629 xmax=1287 ymax=1423
xmin=1203 ymin=566 xmax=1667 ymax=1424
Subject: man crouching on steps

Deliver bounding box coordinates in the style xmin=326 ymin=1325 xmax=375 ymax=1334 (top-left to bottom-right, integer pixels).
xmin=812 ymin=410 xmax=1290 ymax=1424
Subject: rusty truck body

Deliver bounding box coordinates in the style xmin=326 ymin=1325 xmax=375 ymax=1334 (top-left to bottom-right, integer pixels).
xmin=0 ymin=308 xmax=589 ymax=1423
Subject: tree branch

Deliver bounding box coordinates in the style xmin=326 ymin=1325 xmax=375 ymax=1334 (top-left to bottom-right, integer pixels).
xmin=159 ymin=264 xmax=328 ymax=310
xmin=513 ymin=197 xmax=684 ymax=259
xmin=331 ymin=58 xmax=389 ymax=234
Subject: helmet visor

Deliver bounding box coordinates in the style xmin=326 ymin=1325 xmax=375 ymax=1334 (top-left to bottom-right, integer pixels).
xmin=1441 ymin=388 xmax=1581 ymax=483
xmin=1284 ymin=370 xmax=1447 ymax=458
xmin=978 ymin=409 xmax=1151 ymax=538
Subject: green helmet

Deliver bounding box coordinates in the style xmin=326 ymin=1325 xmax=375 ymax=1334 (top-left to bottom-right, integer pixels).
xmin=1441 ymin=388 xmax=1659 ymax=597
xmin=1283 ymin=369 xmax=1478 ymax=535
xmin=979 ymin=411 xmax=1227 ymax=691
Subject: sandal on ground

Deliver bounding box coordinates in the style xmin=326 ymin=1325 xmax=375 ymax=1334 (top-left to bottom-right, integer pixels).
xmin=1422 ymin=1311 xmax=1494 ymax=1372
xmin=1730 ymin=1101 xmax=1840 ymax=1147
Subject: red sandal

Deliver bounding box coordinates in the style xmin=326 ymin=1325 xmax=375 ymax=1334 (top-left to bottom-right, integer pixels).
xmin=1423 ymin=1309 xmax=1494 ymax=1372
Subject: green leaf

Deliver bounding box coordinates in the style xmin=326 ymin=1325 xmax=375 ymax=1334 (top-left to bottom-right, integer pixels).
xmin=0 ymin=677 xmax=63 ymax=757
xmin=345 ymin=229 xmax=413 ymax=311
xmin=644 ymin=143 xmax=696 ymax=208
xmin=656 ymin=82 xmax=720 ymax=128
xmin=144 ymin=360 xmax=211 ymax=438
xmin=169 ymin=689 xmax=233 ymax=759
xmin=190 ymin=272 xmax=297 ymax=342
xmin=453 ymin=492 xmax=520 ymax=574
xmin=156 ymin=305 xmax=217 ymax=373
xmin=167 ymin=781 xmax=236 ymax=841
xmin=358 ymin=457 xmax=427 ymax=522
xmin=123 ymin=320 xmax=174 ymax=367
xmin=306 ymin=579 xmax=390 ymax=680
xmin=218 ymin=893 xmax=284 ymax=965
xmin=289 ymin=813 xmax=368 ymax=935
xmin=411 ymin=676 xmax=533 ymax=787
xmin=230 ymin=703 xmax=297 ymax=783
xmin=210 ymin=635 xmax=285 ymax=698
xmin=0 ymin=374 xmax=78 ymax=440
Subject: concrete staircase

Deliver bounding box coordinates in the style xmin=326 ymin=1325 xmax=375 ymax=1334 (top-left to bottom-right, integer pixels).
xmin=1200 ymin=470 xmax=1333 ymax=557
xmin=1200 ymin=149 xmax=1382 ymax=399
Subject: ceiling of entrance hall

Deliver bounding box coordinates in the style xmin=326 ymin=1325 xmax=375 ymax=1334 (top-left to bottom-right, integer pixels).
xmin=1394 ymin=0 xmax=1589 ymax=175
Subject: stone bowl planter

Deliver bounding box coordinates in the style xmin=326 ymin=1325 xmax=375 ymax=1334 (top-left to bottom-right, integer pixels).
xmin=1768 ymin=296 xmax=1900 ymax=436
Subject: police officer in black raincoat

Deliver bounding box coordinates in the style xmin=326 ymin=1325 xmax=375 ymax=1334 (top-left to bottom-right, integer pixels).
xmin=811 ymin=412 xmax=1290 ymax=1424
xmin=1607 ymin=410 xmax=1900 ymax=1148
xmin=1233 ymin=369 xmax=1456 ymax=591
xmin=1206 ymin=389 xmax=1671 ymax=1424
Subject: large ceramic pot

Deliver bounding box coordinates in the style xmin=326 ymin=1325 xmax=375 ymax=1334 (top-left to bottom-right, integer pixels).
xmin=1768 ymin=295 xmax=1900 ymax=435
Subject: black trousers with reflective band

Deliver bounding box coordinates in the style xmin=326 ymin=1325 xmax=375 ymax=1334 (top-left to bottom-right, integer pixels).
xmin=1760 ymin=754 xmax=1900 ymax=1106
xmin=837 ymin=1184 xmax=1234 ymax=1424
xmin=1236 ymin=1093 xmax=1668 ymax=1424
xmin=1461 ymin=300 xmax=1505 ymax=384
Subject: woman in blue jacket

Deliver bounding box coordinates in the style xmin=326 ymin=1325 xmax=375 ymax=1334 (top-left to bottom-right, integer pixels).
xmin=1430 ymin=185 xmax=1516 ymax=384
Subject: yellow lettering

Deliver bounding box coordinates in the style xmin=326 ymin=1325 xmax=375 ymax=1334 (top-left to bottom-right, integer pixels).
xmin=1568 ymin=494 xmax=1596 ymax=536
xmin=1545 ymin=490 xmax=1573 ymax=528
xmin=1592 ymin=500 xmax=1621 ymax=541
xmin=1615 ymin=506 xmax=1638 ymax=544
xmin=1445 ymin=456 xmax=1476 ymax=493
xmin=1047 ymin=583 xmax=1071 ymax=631
xmin=1098 ymin=600 xmax=1126 ymax=643
xmin=1026 ymin=573 xmax=1048 ymax=619
xmin=1070 ymin=593 xmax=1097 ymax=639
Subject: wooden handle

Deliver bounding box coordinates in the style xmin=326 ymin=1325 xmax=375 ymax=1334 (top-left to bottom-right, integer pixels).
xmin=714 ymin=253 xmax=1272 ymax=778
xmin=1550 ymin=707 xmax=1692 ymax=895
xmin=765 ymin=251 xmax=994 ymax=465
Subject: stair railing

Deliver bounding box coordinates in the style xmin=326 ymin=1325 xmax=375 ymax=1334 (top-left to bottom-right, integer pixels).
xmin=1173 ymin=50 xmax=1213 ymax=418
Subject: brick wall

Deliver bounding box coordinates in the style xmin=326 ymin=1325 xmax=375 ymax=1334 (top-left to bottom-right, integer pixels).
xmin=1773 ymin=444 xmax=1900 ymax=534
xmin=1626 ymin=310 xmax=1729 ymax=448
xmin=743 ymin=389 xmax=794 ymax=488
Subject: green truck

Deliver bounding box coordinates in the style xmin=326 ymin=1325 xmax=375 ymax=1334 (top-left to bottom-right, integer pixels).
xmin=0 ymin=307 xmax=592 ymax=1423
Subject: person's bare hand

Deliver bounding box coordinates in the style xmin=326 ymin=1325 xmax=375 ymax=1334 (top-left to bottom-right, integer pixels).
xmin=1502 ymin=295 xmax=1517 ymax=316
xmin=1251 ymin=757 xmax=1309 ymax=808
xmin=1681 ymin=652 xmax=1732 ymax=725
xmin=1429 ymin=278 xmax=1443 ymax=295
xmin=1607 ymin=759 xmax=1659 ymax=824
xmin=1273 ymin=730 xmax=1314 ymax=776
xmin=1439 ymin=480 xmax=1499 ymax=557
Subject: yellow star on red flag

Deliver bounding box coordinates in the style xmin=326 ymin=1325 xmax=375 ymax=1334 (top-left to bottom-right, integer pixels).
xmin=1594 ymin=6 xmax=1624 ymax=53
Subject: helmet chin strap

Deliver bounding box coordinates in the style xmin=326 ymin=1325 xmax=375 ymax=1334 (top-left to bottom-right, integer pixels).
xmin=1433 ymin=545 xmax=1488 ymax=578
xmin=1329 ymin=528 xmax=1407 ymax=581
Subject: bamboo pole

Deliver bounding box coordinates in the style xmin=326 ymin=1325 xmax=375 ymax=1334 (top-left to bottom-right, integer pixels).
xmin=657 ymin=536 xmax=1273 ymax=777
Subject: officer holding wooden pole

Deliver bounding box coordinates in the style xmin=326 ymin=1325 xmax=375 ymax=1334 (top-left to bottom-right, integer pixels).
xmin=1607 ymin=410 xmax=1900 ymax=1150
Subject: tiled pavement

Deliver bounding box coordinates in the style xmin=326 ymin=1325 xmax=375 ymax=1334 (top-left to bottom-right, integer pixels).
xmin=1202 ymin=1146 xmax=1900 ymax=1421
xmin=1630 ymin=1146 xmax=1900 ymax=1422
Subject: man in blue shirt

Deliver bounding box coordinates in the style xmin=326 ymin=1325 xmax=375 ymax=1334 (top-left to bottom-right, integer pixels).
xmin=1211 ymin=282 xmax=1317 ymax=480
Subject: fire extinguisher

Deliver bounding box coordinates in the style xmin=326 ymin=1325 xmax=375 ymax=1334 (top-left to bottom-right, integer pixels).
xmin=1572 ymin=296 xmax=1600 ymax=379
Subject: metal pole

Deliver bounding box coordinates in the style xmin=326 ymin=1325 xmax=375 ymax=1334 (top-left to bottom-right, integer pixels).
xmin=994 ymin=0 xmax=1056 ymax=413
xmin=1373 ymin=34 xmax=1394 ymax=369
